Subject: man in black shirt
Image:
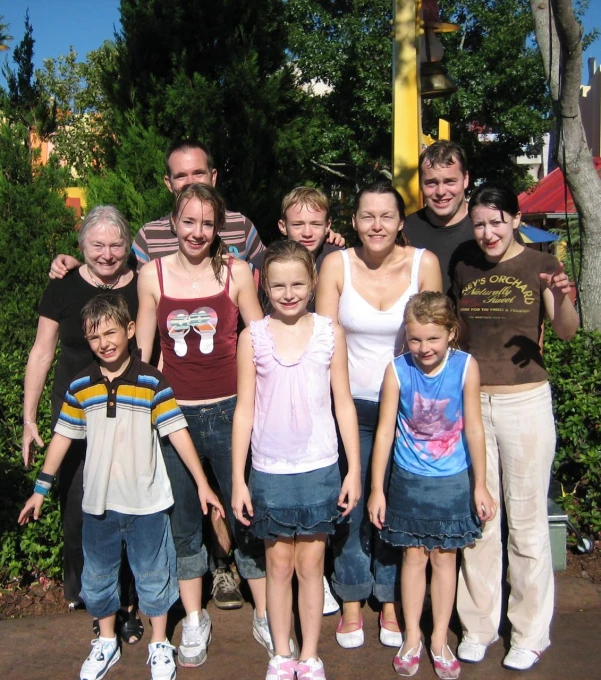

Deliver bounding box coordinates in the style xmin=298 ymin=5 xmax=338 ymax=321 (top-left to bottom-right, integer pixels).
xmin=403 ymin=141 xmax=474 ymax=296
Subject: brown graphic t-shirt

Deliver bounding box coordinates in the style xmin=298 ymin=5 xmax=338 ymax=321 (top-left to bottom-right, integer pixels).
xmin=453 ymin=244 xmax=558 ymax=386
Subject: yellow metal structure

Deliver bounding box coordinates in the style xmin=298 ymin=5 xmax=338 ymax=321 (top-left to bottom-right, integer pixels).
xmin=438 ymin=118 xmax=450 ymax=140
xmin=393 ymin=0 xmax=421 ymax=214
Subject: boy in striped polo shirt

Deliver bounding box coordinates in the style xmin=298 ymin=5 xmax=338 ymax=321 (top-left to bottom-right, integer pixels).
xmin=19 ymin=294 xmax=224 ymax=680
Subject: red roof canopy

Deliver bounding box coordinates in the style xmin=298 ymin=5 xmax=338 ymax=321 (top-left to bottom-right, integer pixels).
xmin=518 ymin=157 xmax=601 ymax=218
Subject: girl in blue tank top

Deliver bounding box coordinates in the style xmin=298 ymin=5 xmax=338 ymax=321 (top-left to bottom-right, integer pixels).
xmin=368 ymin=292 xmax=496 ymax=680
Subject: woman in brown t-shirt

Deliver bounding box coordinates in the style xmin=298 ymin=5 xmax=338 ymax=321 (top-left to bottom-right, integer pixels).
xmin=452 ymin=185 xmax=579 ymax=672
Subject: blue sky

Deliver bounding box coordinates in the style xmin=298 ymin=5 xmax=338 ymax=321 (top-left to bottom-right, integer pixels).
xmin=1 ymin=0 xmax=121 ymax=85
xmin=1 ymin=1 xmax=601 ymax=84
xmin=582 ymin=1 xmax=601 ymax=81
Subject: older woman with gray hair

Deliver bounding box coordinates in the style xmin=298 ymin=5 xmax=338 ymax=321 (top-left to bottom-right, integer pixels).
xmin=22 ymin=205 xmax=138 ymax=618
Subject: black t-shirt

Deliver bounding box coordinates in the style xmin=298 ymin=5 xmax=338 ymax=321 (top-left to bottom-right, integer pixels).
xmin=250 ymin=241 xmax=340 ymax=313
xmin=38 ymin=268 xmax=139 ymax=401
xmin=403 ymin=208 xmax=475 ymax=297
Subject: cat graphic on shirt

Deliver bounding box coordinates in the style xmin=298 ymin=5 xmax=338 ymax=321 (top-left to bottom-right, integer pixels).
xmin=408 ymin=392 xmax=463 ymax=460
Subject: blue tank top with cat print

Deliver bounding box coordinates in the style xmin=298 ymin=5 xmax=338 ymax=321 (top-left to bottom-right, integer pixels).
xmin=392 ymin=349 xmax=472 ymax=477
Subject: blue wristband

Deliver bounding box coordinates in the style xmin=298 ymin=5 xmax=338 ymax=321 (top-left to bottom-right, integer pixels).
xmin=34 ymin=480 xmax=51 ymax=496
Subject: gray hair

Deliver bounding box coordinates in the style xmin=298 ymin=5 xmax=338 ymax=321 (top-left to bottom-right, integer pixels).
xmin=78 ymin=206 xmax=132 ymax=254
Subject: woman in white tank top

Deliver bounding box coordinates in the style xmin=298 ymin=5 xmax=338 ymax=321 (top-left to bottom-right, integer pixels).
xmin=317 ymin=182 xmax=442 ymax=649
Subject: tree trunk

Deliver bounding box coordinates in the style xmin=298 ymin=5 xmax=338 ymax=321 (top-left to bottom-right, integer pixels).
xmin=530 ymin=0 xmax=601 ymax=330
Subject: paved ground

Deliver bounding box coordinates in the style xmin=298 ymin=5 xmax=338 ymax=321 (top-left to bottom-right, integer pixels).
xmin=1 ymin=572 xmax=600 ymax=680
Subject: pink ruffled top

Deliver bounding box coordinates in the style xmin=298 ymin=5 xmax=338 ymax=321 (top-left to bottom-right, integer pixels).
xmin=250 ymin=314 xmax=339 ymax=474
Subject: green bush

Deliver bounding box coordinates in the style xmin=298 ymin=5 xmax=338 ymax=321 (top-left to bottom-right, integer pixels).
xmin=545 ymin=327 xmax=601 ymax=538
xmin=0 ymin=121 xmax=76 ymax=583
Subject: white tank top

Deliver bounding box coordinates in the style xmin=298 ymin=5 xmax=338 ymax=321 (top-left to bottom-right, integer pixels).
xmin=338 ymin=248 xmax=425 ymax=402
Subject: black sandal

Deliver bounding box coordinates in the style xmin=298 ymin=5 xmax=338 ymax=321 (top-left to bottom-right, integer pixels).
xmin=118 ymin=609 xmax=144 ymax=645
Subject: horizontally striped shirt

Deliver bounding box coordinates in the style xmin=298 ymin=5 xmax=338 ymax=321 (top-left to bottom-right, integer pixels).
xmin=55 ymin=352 xmax=187 ymax=515
xmin=132 ymin=211 xmax=265 ymax=268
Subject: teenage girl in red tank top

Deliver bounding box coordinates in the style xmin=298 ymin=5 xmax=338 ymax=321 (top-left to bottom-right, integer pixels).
xmin=136 ymin=183 xmax=267 ymax=667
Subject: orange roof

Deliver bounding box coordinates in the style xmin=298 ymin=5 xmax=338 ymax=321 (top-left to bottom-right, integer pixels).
xmin=518 ymin=157 xmax=601 ymax=218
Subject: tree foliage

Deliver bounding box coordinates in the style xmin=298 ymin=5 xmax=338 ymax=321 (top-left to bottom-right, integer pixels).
xmin=0 ymin=14 xmax=12 ymax=52
xmin=36 ymin=43 xmax=118 ymax=180
xmin=286 ymin=0 xmax=393 ymax=191
xmin=425 ymin=0 xmax=552 ymax=192
xmin=86 ymin=116 xmax=171 ymax=232
xmin=0 ymin=12 xmax=56 ymax=140
xmin=0 ymin=13 xmax=79 ymax=581
xmin=96 ymin=0 xmax=307 ymax=236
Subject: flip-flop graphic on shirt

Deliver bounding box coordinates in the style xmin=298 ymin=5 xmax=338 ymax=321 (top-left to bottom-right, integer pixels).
xmin=190 ymin=306 xmax=218 ymax=354
xmin=167 ymin=309 xmax=191 ymax=357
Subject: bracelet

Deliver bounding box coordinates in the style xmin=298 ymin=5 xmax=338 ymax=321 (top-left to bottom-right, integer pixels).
xmin=24 ymin=420 xmax=36 ymax=426
xmin=33 ymin=482 xmax=50 ymax=496
xmin=37 ymin=471 xmax=55 ymax=484
xmin=34 ymin=473 xmax=54 ymax=496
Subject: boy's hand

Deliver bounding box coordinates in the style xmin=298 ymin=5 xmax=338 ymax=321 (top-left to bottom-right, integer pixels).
xmin=474 ymin=486 xmax=496 ymax=522
xmin=367 ymin=489 xmax=387 ymax=529
xmin=231 ymin=482 xmax=253 ymax=527
xmin=326 ymin=230 xmax=345 ymax=248
xmin=18 ymin=494 xmax=45 ymax=525
xmin=22 ymin=423 xmax=44 ymax=468
xmin=49 ymin=254 xmax=79 ymax=279
xmin=197 ymin=484 xmax=225 ymax=518
xmin=338 ymin=470 xmax=361 ymax=517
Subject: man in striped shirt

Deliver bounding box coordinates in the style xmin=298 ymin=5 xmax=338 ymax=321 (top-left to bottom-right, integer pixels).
xmin=132 ymin=139 xmax=265 ymax=265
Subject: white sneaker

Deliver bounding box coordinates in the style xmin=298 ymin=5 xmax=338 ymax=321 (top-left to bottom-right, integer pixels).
xmin=457 ymin=634 xmax=499 ymax=663
xmin=503 ymin=647 xmax=541 ymax=671
xmin=322 ymin=576 xmax=339 ymax=615
xmin=147 ymin=641 xmax=176 ymax=680
xmin=265 ymin=655 xmax=298 ymax=680
xmin=178 ymin=609 xmax=211 ymax=667
xmin=253 ymin=610 xmax=298 ymax=658
xmin=80 ymin=637 xmax=121 ymax=680
xmin=296 ymin=656 xmax=326 ymax=680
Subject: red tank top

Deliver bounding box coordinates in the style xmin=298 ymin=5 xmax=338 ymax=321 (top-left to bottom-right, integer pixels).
xmin=156 ymin=258 xmax=239 ymax=400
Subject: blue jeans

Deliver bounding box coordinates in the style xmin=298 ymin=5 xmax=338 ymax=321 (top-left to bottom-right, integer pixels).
xmin=332 ymin=399 xmax=400 ymax=603
xmin=161 ymin=397 xmax=266 ymax=581
xmin=81 ymin=510 xmax=178 ymax=619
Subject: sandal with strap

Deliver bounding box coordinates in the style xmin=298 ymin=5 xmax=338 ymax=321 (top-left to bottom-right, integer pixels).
xmin=393 ymin=641 xmax=422 ymax=677
xmin=118 ymin=608 xmax=144 ymax=645
xmin=431 ymin=645 xmax=461 ymax=680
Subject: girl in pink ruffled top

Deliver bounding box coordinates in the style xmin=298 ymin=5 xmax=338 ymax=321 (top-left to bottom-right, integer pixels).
xmin=232 ymin=240 xmax=361 ymax=680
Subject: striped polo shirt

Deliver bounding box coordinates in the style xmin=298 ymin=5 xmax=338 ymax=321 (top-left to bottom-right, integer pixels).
xmin=55 ymin=352 xmax=187 ymax=516
xmin=132 ymin=211 xmax=265 ymax=268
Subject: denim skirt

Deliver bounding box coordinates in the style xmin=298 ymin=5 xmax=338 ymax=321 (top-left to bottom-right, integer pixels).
xmin=249 ymin=463 xmax=341 ymax=540
xmin=380 ymin=464 xmax=481 ymax=551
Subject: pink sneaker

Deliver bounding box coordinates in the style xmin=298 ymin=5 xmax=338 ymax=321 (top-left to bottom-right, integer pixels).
xmin=431 ymin=645 xmax=461 ymax=680
xmin=296 ymin=657 xmax=326 ymax=680
xmin=265 ymin=655 xmax=298 ymax=680
xmin=393 ymin=641 xmax=422 ymax=677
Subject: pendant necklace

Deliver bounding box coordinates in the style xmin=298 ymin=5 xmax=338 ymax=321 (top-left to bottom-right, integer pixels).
xmin=176 ymin=251 xmax=209 ymax=289
xmin=87 ymin=266 xmax=122 ymax=290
